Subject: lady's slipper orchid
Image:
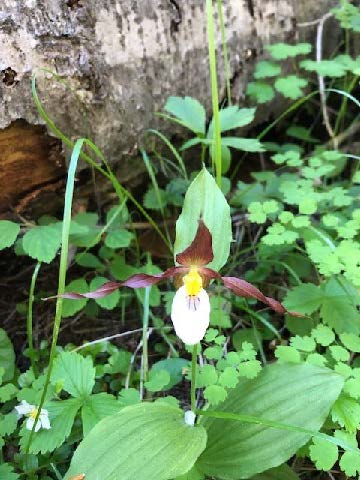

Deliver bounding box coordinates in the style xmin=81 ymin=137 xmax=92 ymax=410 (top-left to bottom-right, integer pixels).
xmin=55 ymin=220 xmax=301 ymax=345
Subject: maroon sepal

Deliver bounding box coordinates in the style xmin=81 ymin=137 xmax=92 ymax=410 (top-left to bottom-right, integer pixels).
xmin=176 ymin=219 xmax=214 ymax=267
xmin=44 ymin=267 xmax=186 ymax=301
xmin=222 ymin=276 xmax=303 ymax=317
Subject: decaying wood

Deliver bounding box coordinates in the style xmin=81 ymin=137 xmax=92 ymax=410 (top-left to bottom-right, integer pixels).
xmin=0 ymin=0 xmax=338 ymax=216
xmin=0 ymin=120 xmax=64 ymax=215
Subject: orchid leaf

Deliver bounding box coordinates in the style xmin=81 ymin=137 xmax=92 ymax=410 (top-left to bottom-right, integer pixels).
xmin=174 ymin=167 xmax=232 ymax=272
xmin=65 ymin=403 xmax=207 ymax=480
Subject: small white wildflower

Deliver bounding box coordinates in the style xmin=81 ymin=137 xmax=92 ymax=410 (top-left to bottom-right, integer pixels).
xmin=15 ymin=400 xmax=51 ymax=432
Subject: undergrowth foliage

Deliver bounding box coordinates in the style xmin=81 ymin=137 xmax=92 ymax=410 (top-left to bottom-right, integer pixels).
xmin=1 ymin=1 xmax=360 ymax=479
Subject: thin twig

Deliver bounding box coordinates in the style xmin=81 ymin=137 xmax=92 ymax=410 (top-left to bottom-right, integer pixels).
xmin=72 ymin=328 xmax=144 ymax=351
xmin=298 ymin=17 xmax=325 ymax=27
xmin=125 ymin=328 xmax=154 ymax=395
xmin=316 ymin=12 xmax=336 ymax=144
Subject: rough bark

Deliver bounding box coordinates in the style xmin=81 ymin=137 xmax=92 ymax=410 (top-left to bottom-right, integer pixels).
xmin=0 ymin=0 xmax=338 ymax=216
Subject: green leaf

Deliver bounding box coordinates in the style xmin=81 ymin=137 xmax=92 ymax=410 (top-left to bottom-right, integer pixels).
xmin=210 ymin=295 xmax=231 ymax=328
xmin=70 ymin=212 xmax=99 ymax=248
xmin=174 ymin=167 xmax=232 ymax=272
xmin=275 ymin=346 xmax=301 ymax=364
xmin=90 ymin=277 xmax=120 ymax=310
xmin=246 ymin=82 xmax=275 ymax=104
xmin=81 ymin=393 xmax=121 ymax=436
xmin=0 ymin=463 xmax=19 ymax=480
xmin=286 ymin=125 xmax=319 ymax=143
xmin=204 ymin=385 xmax=227 ymax=405
xmin=232 ymin=328 xmax=259 ymax=352
xmin=105 ymin=229 xmax=133 ymax=249
xmin=340 ymin=333 xmax=360 ymax=352
xmin=198 ymin=364 xmax=218 ymax=388
xmin=329 ymin=345 xmax=350 ymax=362
xmin=251 ymin=464 xmax=300 ymax=480
xmin=222 ymin=137 xmax=265 ymax=152
xmin=254 ymin=61 xmax=281 ymax=79
xmin=300 ymin=59 xmax=346 ymax=77
xmin=299 ymin=198 xmax=317 ymax=214
xmin=66 ymin=403 xmax=207 ymax=480
xmin=0 ymin=412 xmax=18 ymax=436
xmin=290 ymin=336 xmax=316 ymax=352
xmin=306 ymin=353 xmax=327 ymax=367
xmin=219 ymin=367 xmax=239 ymax=388
xmin=151 ymin=358 xmax=189 ymax=391
xmin=266 ymin=42 xmax=312 ymax=60
xmin=61 ymin=278 xmax=89 ymax=317
xmin=283 ymin=284 xmax=322 ymax=315
xmin=0 ymin=328 xmax=15 ymax=382
xmin=51 ymin=351 xmax=95 ymax=397
xmin=312 ymin=325 xmax=335 ymax=347
xmin=197 ymin=363 xmax=343 ymax=479
xmin=75 ymin=252 xmax=103 ymax=269
xmin=144 ymin=187 xmax=168 ymax=210
xmin=164 ymin=96 xmax=206 ymax=135
xmin=145 ymin=370 xmax=171 ymax=392
xmin=332 ymin=394 xmax=360 ymax=432
xmin=238 ymin=360 xmax=262 ymax=379
xmin=344 ymin=378 xmax=360 ymax=399
xmin=203 ymin=346 xmax=223 ymax=361
xmin=23 ymin=223 xmax=62 ymax=263
xmin=274 ymin=76 xmax=308 ymax=99
xmin=0 ymin=221 xmax=20 ymax=250
xmin=320 ymin=278 xmax=360 ymax=333
xmin=309 ymin=437 xmax=338 ymax=470
xmin=207 ymin=107 xmax=256 ymax=138
xmin=20 ymin=398 xmax=82 ymax=454
xmin=340 ymin=450 xmax=360 ymax=477
xmin=175 ymin=465 xmax=204 ymax=480
xmin=0 ymin=383 xmax=18 ymax=402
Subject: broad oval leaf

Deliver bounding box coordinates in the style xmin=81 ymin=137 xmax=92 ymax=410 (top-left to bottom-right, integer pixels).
xmin=174 ymin=167 xmax=232 ymax=272
xmin=65 ymin=403 xmax=207 ymax=480
xmin=197 ymin=363 xmax=343 ymax=479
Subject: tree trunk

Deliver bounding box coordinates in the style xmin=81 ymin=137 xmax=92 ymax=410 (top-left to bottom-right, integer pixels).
xmin=0 ymin=0 xmax=338 ymax=216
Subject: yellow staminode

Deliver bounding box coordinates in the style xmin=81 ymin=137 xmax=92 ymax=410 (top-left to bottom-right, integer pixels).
xmin=30 ymin=408 xmax=38 ymax=419
xmin=183 ymin=266 xmax=203 ymax=296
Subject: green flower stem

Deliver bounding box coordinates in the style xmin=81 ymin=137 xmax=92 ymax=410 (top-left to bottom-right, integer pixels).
xmin=26 ymin=139 xmax=84 ymax=455
xmin=140 ymin=286 xmax=151 ymax=397
xmin=217 ymin=0 xmax=231 ymax=105
xmin=27 ymin=262 xmax=41 ymax=375
xmin=191 ymin=344 xmax=198 ymax=412
xmin=206 ymin=0 xmax=222 ymax=187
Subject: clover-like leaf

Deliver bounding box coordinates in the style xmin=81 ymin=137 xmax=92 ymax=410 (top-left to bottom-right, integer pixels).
xmin=275 ymin=76 xmax=308 ymax=99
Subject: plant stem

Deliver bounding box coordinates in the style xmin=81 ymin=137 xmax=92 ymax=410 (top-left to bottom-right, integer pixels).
xmin=140 ymin=286 xmax=151 ymax=398
xmin=206 ymin=0 xmax=222 ymax=187
xmin=191 ymin=344 xmax=198 ymax=412
xmin=27 ymin=262 xmax=41 ymax=375
xmin=26 ymin=139 xmax=84 ymax=455
xmin=217 ymin=0 xmax=231 ymax=105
